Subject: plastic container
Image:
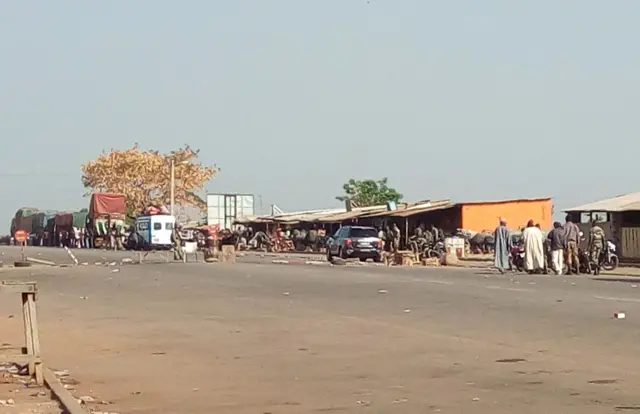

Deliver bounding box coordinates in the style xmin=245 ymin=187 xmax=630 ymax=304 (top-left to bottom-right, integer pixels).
xmin=445 ymin=237 xmax=466 ymax=258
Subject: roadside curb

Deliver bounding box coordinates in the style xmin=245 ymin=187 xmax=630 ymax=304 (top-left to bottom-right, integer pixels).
xmin=271 ymin=259 xmax=327 ymax=266
xmin=43 ymin=367 xmax=87 ymax=414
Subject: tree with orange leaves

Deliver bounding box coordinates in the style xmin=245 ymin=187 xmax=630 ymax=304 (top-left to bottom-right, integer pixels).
xmin=81 ymin=145 xmax=216 ymax=214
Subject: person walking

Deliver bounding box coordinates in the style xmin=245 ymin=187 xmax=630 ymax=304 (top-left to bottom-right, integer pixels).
xmin=547 ymin=222 xmax=567 ymax=275
xmin=589 ymin=219 xmax=606 ymax=272
xmin=564 ymin=215 xmax=581 ymax=274
xmin=493 ymin=218 xmax=511 ymax=274
xmin=523 ymin=220 xmax=545 ymax=273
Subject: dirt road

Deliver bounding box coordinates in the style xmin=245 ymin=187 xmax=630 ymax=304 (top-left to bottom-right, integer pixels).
xmin=2 ymin=259 xmax=640 ymax=413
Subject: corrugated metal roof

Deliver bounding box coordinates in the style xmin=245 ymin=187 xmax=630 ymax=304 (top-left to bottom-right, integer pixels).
xmin=460 ymin=197 xmax=551 ymax=205
xmin=234 ymin=215 xmax=272 ymax=224
xmin=361 ymin=200 xmax=452 ymax=218
xmin=390 ymin=200 xmax=455 ymax=217
xmin=565 ymin=193 xmax=640 ymax=212
xmin=316 ymin=205 xmax=389 ymax=223
xmin=272 ymin=208 xmax=345 ymax=223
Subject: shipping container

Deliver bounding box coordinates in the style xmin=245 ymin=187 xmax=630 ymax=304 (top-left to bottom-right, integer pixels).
xmin=207 ymin=194 xmax=254 ymax=230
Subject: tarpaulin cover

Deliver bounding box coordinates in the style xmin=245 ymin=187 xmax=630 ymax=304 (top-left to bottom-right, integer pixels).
xmin=32 ymin=213 xmax=45 ymax=232
xmin=72 ymin=211 xmax=88 ymax=228
xmin=32 ymin=211 xmax=57 ymax=233
xmin=55 ymin=212 xmax=73 ymax=227
xmin=15 ymin=215 xmax=34 ymax=233
xmin=15 ymin=207 xmax=39 ymax=219
xmin=90 ymin=193 xmax=126 ymax=217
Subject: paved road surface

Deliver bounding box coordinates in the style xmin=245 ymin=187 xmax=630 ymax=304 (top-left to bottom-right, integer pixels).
xmin=1 ymin=259 xmax=640 ymax=413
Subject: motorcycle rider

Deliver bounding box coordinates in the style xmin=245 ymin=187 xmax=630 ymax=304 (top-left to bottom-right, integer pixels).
xmin=589 ymin=219 xmax=606 ymax=273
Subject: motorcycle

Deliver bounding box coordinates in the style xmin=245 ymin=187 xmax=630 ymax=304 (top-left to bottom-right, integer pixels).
xmin=510 ymin=243 xmax=526 ymax=272
xmin=424 ymin=240 xmax=445 ymax=260
xmin=600 ymin=240 xmax=619 ymax=271
xmin=576 ymin=247 xmax=595 ymax=274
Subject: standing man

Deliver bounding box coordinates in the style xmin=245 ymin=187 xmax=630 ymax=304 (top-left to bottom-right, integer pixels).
xmin=391 ymin=223 xmax=401 ymax=252
xmin=589 ymin=219 xmax=606 ymax=270
xmin=493 ymin=218 xmax=511 ymax=274
xmin=547 ymin=222 xmax=567 ymax=275
xmin=172 ymin=225 xmax=185 ymax=261
xmin=523 ymin=220 xmax=545 ymax=273
xmin=564 ymin=214 xmax=581 ymax=274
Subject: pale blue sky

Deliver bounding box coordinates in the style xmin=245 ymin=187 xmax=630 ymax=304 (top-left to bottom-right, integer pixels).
xmin=1 ymin=1 xmax=639 ymax=231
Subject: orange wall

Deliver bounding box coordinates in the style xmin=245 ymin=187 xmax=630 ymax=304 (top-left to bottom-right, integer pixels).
xmin=460 ymin=199 xmax=552 ymax=232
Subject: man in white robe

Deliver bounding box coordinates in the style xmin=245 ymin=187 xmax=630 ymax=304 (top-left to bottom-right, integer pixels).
xmin=523 ymin=220 xmax=544 ymax=272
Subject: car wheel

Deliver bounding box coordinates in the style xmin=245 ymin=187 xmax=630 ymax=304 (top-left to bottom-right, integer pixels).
xmin=359 ymin=257 xmax=367 ymax=262
xmin=326 ymin=248 xmax=333 ymax=262
xmin=373 ymin=255 xmax=381 ymax=263
xmin=340 ymin=247 xmax=348 ymax=260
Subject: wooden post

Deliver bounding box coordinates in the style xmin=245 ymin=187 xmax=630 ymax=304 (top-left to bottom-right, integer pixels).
xmin=0 ymin=282 xmax=43 ymax=385
xmin=21 ymin=291 xmax=42 ymax=384
xmin=405 ymin=218 xmax=409 ymax=250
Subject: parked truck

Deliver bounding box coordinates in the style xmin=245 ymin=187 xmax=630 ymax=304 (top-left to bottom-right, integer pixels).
xmin=87 ymin=193 xmax=127 ymax=248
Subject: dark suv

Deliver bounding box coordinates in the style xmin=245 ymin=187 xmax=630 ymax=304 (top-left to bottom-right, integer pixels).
xmin=326 ymin=226 xmax=382 ymax=262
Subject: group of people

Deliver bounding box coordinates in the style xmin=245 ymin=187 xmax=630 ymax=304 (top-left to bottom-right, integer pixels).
xmin=493 ymin=215 xmax=607 ymax=275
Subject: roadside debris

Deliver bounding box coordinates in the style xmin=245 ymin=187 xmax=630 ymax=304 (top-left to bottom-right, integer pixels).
xmin=282 ymin=292 xmax=290 ymax=296
xmin=26 ymin=257 xmax=56 ymax=266
xmin=378 ymin=289 xmax=388 ymax=294
xmin=52 ymin=369 xmax=70 ymax=378
xmin=111 ymin=268 xmax=120 ymax=273
xmin=403 ymin=309 xmax=411 ymax=313
xmin=614 ymin=312 xmax=626 ymax=319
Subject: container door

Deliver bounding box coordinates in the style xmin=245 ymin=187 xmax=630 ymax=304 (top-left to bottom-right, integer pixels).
xmin=224 ymin=195 xmax=237 ymax=230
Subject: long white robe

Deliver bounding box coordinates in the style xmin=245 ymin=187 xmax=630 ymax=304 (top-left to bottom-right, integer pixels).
xmin=522 ymin=227 xmax=545 ymax=271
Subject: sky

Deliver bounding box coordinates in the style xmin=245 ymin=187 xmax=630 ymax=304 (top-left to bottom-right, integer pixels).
xmin=1 ymin=1 xmax=639 ymax=231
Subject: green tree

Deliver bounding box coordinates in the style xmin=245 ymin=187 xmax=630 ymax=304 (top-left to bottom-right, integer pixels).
xmin=336 ymin=178 xmax=403 ymax=207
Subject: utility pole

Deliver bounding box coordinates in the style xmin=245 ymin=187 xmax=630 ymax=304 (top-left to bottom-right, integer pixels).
xmin=170 ymin=158 xmax=175 ymax=216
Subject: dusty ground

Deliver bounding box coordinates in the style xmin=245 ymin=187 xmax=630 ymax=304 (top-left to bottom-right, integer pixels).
xmin=2 ymin=247 xmax=640 ymax=412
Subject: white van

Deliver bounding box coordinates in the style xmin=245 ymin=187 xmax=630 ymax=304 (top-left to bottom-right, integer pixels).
xmin=135 ymin=215 xmax=176 ymax=249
